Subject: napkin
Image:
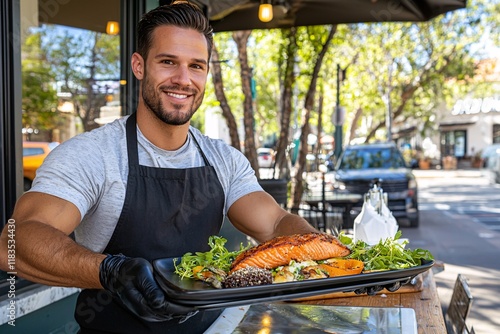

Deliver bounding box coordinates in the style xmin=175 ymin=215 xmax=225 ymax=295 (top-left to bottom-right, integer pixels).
xmin=353 ymin=194 xmax=398 ymax=246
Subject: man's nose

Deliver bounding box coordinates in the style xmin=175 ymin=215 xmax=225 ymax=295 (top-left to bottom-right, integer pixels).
xmin=171 ymin=66 xmax=192 ymax=86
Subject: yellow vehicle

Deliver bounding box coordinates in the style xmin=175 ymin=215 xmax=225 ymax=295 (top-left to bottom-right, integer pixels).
xmin=23 ymin=141 xmax=59 ymax=191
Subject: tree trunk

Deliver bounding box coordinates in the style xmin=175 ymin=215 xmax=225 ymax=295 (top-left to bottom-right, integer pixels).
xmin=233 ymin=30 xmax=259 ymax=177
xmin=348 ymin=107 xmax=363 ymax=145
xmin=210 ymin=46 xmax=241 ymax=151
xmin=291 ymin=26 xmax=336 ymax=210
xmin=274 ymin=28 xmax=298 ymax=180
xmin=314 ymin=92 xmax=324 ymax=166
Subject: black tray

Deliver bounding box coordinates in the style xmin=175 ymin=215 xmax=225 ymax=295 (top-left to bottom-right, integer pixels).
xmin=153 ymin=258 xmax=434 ymax=308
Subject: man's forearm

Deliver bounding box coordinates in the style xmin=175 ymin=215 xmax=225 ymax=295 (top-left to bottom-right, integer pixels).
xmin=0 ymin=220 xmax=105 ymax=289
xmin=274 ymin=212 xmax=318 ymax=236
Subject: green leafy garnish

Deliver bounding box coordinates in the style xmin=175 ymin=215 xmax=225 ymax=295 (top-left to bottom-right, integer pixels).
xmin=173 ymin=236 xmax=251 ymax=279
xmin=339 ymin=230 xmax=434 ymax=271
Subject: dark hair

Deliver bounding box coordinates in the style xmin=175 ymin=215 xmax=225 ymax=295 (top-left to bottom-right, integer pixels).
xmin=137 ymin=2 xmax=213 ymax=61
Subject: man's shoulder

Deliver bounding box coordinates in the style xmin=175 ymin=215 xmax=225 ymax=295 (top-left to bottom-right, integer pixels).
xmin=51 ymin=117 xmax=127 ymax=163
xmin=68 ymin=117 xmax=126 ymax=145
xmin=189 ymin=127 xmax=236 ymax=152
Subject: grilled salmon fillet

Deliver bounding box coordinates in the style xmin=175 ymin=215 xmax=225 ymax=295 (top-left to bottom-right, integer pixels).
xmin=230 ymin=232 xmax=350 ymax=273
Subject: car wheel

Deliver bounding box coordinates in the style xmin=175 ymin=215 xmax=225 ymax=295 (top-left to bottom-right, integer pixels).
xmin=24 ymin=178 xmax=32 ymax=192
xmin=408 ymin=215 xmax=419 ymax=228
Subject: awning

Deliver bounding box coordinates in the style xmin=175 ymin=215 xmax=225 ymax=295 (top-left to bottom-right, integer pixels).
xmin=38 ymin=0 xmax=466 ymax=34
xmin=439 ymin=121 xmax=476 ymax=129
xmin=439 ymin=117 xmax=477 ymax=129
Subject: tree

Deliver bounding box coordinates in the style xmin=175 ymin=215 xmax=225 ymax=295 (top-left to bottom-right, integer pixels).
xmin=290 ymin=26 xmax=336 ymax=210
xmin=339 ymin=6 xmax=485 ymax=143
xmin=43 ymin=26 xmax=120 ymax=132
xmin=232 ymin=30 xmax=260 ymax=176
xmin=21 ymin=29 xmax=59 ymax=139
xmin=274 ymin=28 xmax=298 ymax=180
xmin=201 ymin=0 xmax=499 ymax=206
xmin=210 ymin=45 xmax=241 ymax=150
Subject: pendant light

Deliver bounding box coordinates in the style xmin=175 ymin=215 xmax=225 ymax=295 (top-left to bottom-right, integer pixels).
xmin=106 ymin=21 xmax=120 ymax=35
xmin=258 ymin=1 xmax=273 ymax=23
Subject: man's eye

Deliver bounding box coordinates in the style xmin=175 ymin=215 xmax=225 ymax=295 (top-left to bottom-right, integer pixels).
xmin=192 ymin=64 xmax=205 ymax=70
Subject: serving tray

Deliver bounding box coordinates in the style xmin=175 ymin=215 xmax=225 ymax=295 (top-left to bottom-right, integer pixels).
xmin=153 ymin=258 xmax=434 ymax=309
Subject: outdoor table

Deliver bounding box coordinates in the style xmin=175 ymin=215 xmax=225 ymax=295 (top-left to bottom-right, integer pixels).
xmin=292 ymin=269 xmax=445 ymax=334
xmin=205 ymin=270 xmax=443 ymax=333
xmin=302 ymin=193 xmax=363 ymax=231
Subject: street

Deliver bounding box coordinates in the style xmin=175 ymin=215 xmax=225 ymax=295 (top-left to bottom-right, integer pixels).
xmin=401 ymin=169 xmax=500 ymax=333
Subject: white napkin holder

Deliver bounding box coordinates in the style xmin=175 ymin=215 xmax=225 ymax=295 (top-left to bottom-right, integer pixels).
xmin=353 ymin=183 xmax=399 ymax=245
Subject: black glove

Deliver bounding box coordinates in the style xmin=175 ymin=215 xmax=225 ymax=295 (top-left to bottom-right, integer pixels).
xmin=99 ymin=254 xmax=198 ymax=322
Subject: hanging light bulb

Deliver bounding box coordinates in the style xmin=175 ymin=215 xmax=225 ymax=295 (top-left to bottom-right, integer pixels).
xmin=106 ymin=21 xmax=120 ymax=35
xmin=258 ymin=1 xmax=273 ymax=23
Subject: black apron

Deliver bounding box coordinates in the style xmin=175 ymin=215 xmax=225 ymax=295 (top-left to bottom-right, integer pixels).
xmin=75 ymin=113 xmax=225 ymax=333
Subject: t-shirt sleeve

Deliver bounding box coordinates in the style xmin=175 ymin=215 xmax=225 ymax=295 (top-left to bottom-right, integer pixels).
xmin=29 ymin=135 xmax=106 ymax=220
xmin=222 ymin=147 xmax=263 ymax=212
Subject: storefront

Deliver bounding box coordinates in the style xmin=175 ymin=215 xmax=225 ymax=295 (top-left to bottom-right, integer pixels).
xmin=439 ymin=97 xmax=500 ymax=161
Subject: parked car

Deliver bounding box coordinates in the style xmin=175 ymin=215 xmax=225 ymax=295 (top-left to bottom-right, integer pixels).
xmin=481 ymin=143 xmax=500 ymax=183
xmin=324 ymin=142 xmax=419 ymax=227
xmin=324 ymin=152 xmax=336 ymax=171
xmin=23 ymin=141 xmax=59 ymax=191
xmin=257 ymin=148 xmax=275 ymax=168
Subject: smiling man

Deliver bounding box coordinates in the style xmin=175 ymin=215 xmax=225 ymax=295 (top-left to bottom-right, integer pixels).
xmin=0 ymin=2 xmax=316 ymax=334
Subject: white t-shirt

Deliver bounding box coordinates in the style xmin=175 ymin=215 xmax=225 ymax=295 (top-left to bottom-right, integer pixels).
xmin=30 ymin=116 xmax=262 ymax=252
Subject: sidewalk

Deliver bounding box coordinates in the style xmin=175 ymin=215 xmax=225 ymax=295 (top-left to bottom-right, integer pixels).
xmin=412 ymin=168 xmax=484 ymax=178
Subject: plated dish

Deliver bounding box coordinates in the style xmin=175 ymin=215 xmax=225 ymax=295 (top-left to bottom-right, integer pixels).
xmin=153 ymin=257 xmax=434 ymax=309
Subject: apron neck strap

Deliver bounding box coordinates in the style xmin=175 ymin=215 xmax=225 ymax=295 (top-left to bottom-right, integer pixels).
xmin=126 ymin=113 xmax=139 ymax=166
xmin=188 ymin=129 xmax=211 ymax=167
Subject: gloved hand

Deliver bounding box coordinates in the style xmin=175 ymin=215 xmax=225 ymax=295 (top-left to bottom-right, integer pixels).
xmin=99 ymin=254 xmax=198 ymax=322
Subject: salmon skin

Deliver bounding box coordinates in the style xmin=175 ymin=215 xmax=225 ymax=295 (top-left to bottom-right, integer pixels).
xmin=230 ymin=232 xmax=350 ymax=273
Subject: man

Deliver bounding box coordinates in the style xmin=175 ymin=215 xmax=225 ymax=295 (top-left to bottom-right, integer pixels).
xmin=0 ymin=2 xmax=316 ymax=333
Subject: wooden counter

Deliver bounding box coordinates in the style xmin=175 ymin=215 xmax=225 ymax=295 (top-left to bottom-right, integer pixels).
xmin=292 ymin=270 xmax=445 ymax=334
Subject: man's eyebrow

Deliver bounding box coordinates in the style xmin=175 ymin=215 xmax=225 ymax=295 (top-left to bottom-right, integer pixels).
xmin=155 ymin=53 xmax=208 ymax=65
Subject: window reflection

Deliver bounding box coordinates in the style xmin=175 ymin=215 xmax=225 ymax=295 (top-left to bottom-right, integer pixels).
xmin=20 ymin=0 xmax=121 ymax=189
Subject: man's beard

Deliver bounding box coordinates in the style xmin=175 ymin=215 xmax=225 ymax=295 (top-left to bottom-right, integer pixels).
xmin=141 ymin=73 xmax=204 ymax=126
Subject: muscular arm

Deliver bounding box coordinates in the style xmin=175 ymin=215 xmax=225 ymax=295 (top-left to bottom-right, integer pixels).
xmin=0 ymin=192 xmax=105 ymax=289
xmin=227 ymin=191 xmax=317 ymax=243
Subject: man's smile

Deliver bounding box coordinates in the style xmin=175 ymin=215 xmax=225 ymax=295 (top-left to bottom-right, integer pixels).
xmin=165 ymin=91 xmax=190 ymax=99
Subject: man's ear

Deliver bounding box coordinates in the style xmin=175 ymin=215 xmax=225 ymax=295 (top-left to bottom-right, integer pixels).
xmin=131 ymin=52 xmax=144 ymax=80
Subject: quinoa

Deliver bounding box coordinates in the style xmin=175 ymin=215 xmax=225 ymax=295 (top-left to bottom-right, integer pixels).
xmin=223 ymin=267 xmax=272 ymax=288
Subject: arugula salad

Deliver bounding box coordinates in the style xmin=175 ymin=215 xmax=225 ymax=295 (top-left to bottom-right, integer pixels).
xmin=339 ymin=230 xmax=434 ymax=271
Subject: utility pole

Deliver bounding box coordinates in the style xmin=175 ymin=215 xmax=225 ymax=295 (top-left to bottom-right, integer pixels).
xmin=334 ymin=64 xmax=346 ymax=161
xmin=385 ymin=55 xmax=393 ymax=142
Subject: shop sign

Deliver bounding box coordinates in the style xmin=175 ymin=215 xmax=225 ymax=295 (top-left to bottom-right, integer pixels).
xmin=452 ymin=97 xmax=500 ymax=115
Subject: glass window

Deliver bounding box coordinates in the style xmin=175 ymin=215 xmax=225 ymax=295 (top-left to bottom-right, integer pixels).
xmin=21 ymin=0 xmax=121 ymax=190
xmin=441 ymin=130 xmax=467 ymax=158
xmin=339 ymin=146 xmax=406 ymax=170
xmin=493 ymin=124 xmax=500 ymax=143
xmin=454 ymin=131 xmax=466 ymax=158
xmin=22 ymin=147 xmax=44 ymax=156
xmin=0 ymin=0 xmax=123 ymax=303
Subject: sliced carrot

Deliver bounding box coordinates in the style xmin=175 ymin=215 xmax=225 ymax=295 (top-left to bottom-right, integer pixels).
xmin=318 ymin=259 xmax=364 ymax=277
xmin=192 ymin=266 xmax=214 ymax=280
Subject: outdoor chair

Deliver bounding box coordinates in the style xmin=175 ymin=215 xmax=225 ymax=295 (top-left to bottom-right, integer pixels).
xmin=445 ymin=274 xmax=473 ymax=334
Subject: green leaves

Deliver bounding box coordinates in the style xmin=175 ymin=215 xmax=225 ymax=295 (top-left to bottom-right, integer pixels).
xmin=339 ymin=231 xmax=434 ymax=271
xmin=173 ymin=236 xmax=250 ymax=279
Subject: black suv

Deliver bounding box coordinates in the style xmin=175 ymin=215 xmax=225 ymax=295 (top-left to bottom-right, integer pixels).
xmin=325 ymin=143 xmax=419 ymax=227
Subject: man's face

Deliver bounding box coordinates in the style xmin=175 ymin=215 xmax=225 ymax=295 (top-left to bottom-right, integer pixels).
xmin=140 ymin=25 xmax=209 ymax=126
